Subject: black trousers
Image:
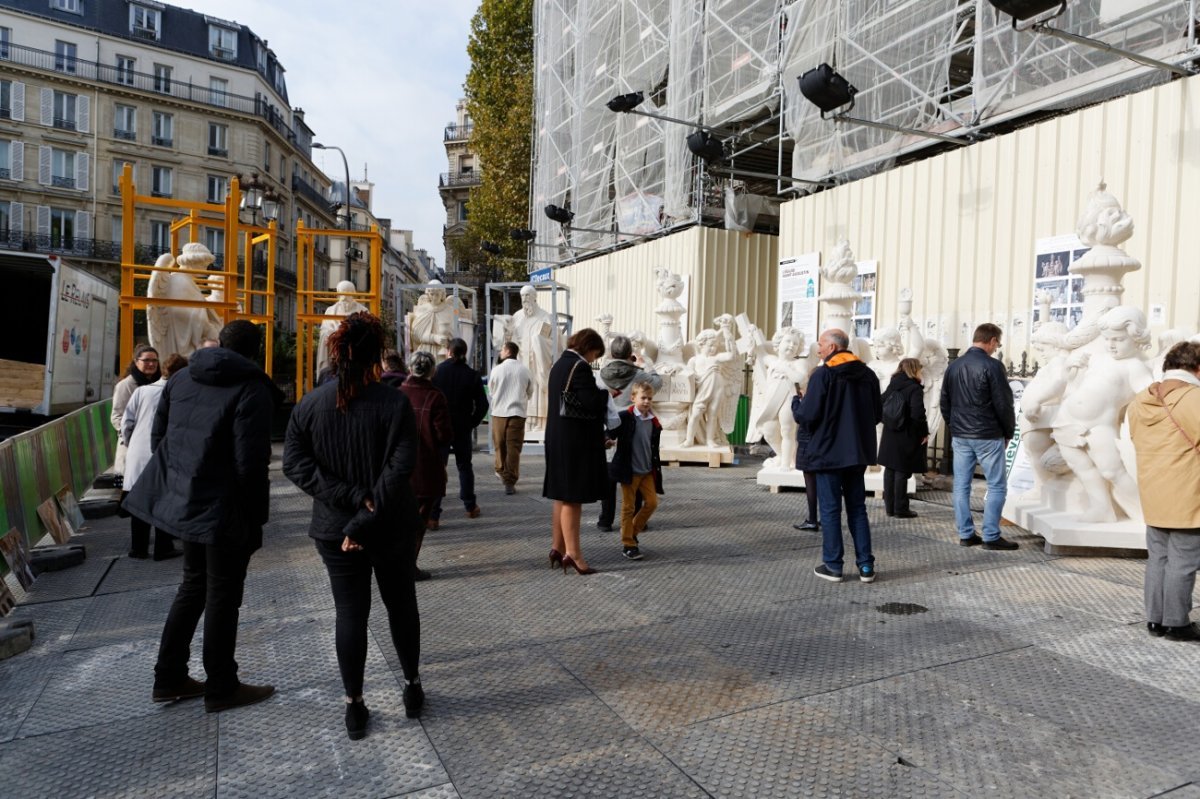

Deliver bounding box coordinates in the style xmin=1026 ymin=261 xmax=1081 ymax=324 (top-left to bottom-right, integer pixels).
xmin=432 ymin=432 xmax=476 ymax=519
xmin=803 ymin=472 xmax=819 ymax=522
xmin=883 ymin=468 xmax=912 ymax=515
xmin=130 ymin=514 xmax=177 ymax=558
xmin=154 ymin=540 xmax=253 ymax=697
xmin=315 ymin=536 xmax=420 ymax=697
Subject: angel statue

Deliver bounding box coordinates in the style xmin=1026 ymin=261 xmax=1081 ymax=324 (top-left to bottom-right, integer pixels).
xmin=682 ymin=315 xmax=739 ymax=449
xmin=146 ymin=243 xmax=223 ymax=359
xmin=743 ymin=320 xmax=819 ymax=471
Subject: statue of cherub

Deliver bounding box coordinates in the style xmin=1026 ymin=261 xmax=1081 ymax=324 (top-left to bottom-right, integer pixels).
xmin=682 ymin=315 xmax=739 ymax=448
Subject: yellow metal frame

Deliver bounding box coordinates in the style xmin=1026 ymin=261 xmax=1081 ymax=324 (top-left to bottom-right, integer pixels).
xmin=118 ymin=165 xmax=278 ymax=374
xmin=294 ymin=220 xmax=383 ymax=398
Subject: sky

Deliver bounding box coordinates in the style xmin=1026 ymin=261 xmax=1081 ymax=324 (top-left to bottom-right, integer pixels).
xmin=186 ymin=0 xmax=479 ymax=269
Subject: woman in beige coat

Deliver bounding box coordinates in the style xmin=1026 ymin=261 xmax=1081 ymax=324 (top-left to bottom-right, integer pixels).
xmin=1128 ymin=340 xmax=1200 ymax=642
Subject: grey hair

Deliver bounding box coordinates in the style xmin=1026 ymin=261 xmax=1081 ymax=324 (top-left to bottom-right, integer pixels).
xmin=822 ymin=329 xmax=850 ymax=351
xmin=610 ymin=335 xmax=633 ymax=361
xmin=410 ymin=351 xmax=436 ymax=378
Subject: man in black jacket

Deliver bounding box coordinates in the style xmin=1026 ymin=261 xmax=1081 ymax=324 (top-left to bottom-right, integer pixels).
xmin=431 ymin=338 xmax=489 ymax=524
xmin=795 ymin=329 xmax=883 ymax=584
xmin=125 ymin=320 xmax=277 ymax=712
xmin=939 ymin=322 xmax=1018 ymax=550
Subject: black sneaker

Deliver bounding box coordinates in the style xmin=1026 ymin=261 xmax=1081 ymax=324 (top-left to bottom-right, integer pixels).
xmin=414 ymin=567 xmax=432 ymax=581
xmin=793 ymin=520 xmax=819 ymax=531
xmin=345 ymin=699 xmax=369 ymax=740
xmin=504 ymin=484 xmax=516 ymax=495
xmin=204 ymin=682 xmax=275 ymax=713
xmin=403 ymin=681 xmax=425 ymax=718
xmin=981 ymin=537 xmax=1019 ymax=551
xmin=858 ymin=564 xmax=877 ymax=583
xmin=152 ymin=676 xmax=205 ymax=703
xmin=597 ymin=523 xmax=614 ymax=532
xmin=959 ymin=534 xmax=983 ymax=547
xmin=622 ymin=546 xmax=643 ymax=560
xmin=1147 ymin=622 xmax=1167 ymax=637
xmin=813 ymin=564 xmax=843 ymax=583
xmin=1163 ymin=622 xmax=1200 ymax=642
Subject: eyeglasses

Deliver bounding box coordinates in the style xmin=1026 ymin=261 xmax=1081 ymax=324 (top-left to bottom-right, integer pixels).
xmin=138 ymin=358 xmax=159 ymax=365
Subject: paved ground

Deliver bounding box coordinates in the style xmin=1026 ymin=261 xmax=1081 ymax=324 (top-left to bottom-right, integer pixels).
xmin=1 ymin=441 xmax=1198 ymax=798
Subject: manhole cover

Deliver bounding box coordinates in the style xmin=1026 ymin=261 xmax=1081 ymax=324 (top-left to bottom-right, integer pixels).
xmin=876 ymin=602 xmax=928 ymax=616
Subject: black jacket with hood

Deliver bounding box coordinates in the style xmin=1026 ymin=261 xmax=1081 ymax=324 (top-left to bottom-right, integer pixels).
xmin=123 ymin=347 xmax=276 ymax=550
xmin=794 ymin=351 xmax=882 ymax=470
xmin=939 ymin=345 xmax=1015 ymax=440
xmin=877 ymin=371 xmax=929 ymax=474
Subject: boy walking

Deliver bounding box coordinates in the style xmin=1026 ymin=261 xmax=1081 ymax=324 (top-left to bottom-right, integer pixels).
xmin=609 ymin=381 xmax=663 ymax=560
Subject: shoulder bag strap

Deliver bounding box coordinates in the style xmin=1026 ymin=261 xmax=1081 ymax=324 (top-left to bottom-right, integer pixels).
xmin=1152 ymin=383 xmax=1200 ymax=454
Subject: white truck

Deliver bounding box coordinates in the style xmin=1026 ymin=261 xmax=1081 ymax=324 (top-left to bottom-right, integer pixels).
xmin=1 ymin=252 xmax=118 ymax=416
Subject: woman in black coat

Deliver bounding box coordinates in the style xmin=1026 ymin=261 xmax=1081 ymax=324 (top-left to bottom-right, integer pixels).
xmin=878 ymin=358 xmax=929 ymax=518
xmin=543 ymin=327 xmax=610 ymax=574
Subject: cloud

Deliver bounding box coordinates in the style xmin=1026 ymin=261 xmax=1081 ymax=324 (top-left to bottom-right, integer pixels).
xmin=184 ymin=0 xmax=478 ymax=269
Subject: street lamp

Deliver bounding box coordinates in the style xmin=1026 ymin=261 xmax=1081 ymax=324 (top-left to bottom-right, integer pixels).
xmin=237 ymin=172 xmax=281 ymax=225
xmin=313 ymin=142 xmax=355 ymax=285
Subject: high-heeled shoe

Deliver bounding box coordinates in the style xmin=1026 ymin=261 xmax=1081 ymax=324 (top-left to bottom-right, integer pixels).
xmin=561 ymin=555 xmax=597 ymax=575
xmin=548 ymin=548 xmax=563 ymax=569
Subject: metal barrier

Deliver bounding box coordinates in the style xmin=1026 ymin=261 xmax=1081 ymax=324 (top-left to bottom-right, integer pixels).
xmin=0 ymin=401 xmax=114 ymax=577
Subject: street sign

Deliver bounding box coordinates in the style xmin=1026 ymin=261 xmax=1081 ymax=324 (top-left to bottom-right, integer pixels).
xmin=529 ymin=267 xmax=552 ymax=284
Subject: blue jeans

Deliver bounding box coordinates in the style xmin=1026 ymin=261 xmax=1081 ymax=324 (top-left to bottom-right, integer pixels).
xmin=952 ymin=437 xmax=1008 ymax=541
xmin=814 ymin=466 xmax=873 ymax=574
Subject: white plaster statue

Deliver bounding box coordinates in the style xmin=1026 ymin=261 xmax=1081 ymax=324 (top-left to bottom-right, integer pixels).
xmin=595 ymin=313 xmax=615 ymax=367
xmin=682 ymin=315 xmax=738 ymax=449
xmin=408 ymin=281 xmax=468 ymax=357
xmin=508 ymin=285 xmax=557 ymax=433
xmin=818 ymin=240 xmax=872 ymax=359
xmin=653 ymin=268 xmax=690 ymax=375
xmin=146 ymin=243 xmax=223 ymax=359
xmin=1051 ymin=305 xmax=1152 ymax=522
xmin=918 ymin=337 xmax=950 ymax=438
xmin=1018 ymin=320 xmax=1073 ymax=490
xmin=627 ymin=330 xmax=658 ymax=371
xmin=868 ymin=327 xmax=904 ymax=384
xmin=318 ymin=280 xmax=370 ymax=375
xmin=1151 ymin=328 xmax=1191 ymax=380
xmin=743 ymin=319 xmax=818 ymax=471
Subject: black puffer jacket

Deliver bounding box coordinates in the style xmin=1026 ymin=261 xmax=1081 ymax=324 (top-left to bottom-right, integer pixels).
xmin=939 ymin=346 xmax=1015 ymax=440
xmin=123 ymin=347 xmax=275 ymax=549
xmin=283 ymin=381 xmax=421 ymax=545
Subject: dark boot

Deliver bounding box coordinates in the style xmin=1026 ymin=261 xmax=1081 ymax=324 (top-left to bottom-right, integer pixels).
xmin=153 ymin=530 xmax=182 ymax=561
xmin=129 ymin=515 xmax=151 ymax=559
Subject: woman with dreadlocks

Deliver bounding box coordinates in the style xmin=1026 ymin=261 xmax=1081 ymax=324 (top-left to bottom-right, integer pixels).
xmin=283 ymin=311 xmax=425 ymax=740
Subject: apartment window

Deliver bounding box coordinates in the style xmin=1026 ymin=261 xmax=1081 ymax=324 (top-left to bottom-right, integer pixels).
xmin=458 ymin=201 xmax=468 ymax=222
xmin=151 ymin=165 xmax=172 ymax=197
xmin=153 ymin=64 xmax=171 ymax=94
xmin=206 ymin=174 xmax=227 ymax=203
xmin=150 ymin=220 xmax=169 ymax=253
xmin=204 ymin=228 xmax=224 ymax=258
xmin=0 ymin=203 xmax=10 ymax=236
xmin=50 ymin=208 xmax=75 ymax=249
xmin=264 ymin=141 xmax=271 ymax=173
xmin=151 ymin=111 xmax=173 ymax=147
xmin=115 ymin=56 xmax=135 ymax=86
xmin=0 ymin=140 xmax=10 ymax=180
xmin=114 ymin=104 xmax=136 ymax=140
xmin=129 ymin=5 xmax=161 ymax=39
xmin=51 ymin=0 xmax=81 ymax=12
xmin=53 ymin=91 xmax=76 ymax=130
xmin=112 ymin=159 xmax=134 ymax=194
xmin=54 ymin=40 xmax=77 ymax=73
xmin=0 ymin=80 xmax=10 ymax=119
xmin=51 ymin=148 xmax=76 ymax=189
xmin=0 ymin=27 xmax=10 ymax=60
xmin=209 ymin=77 xmax=228 ymax=108
xmin=207 ymin=122 xmax=228 ymax=156
xmin=459 ymin=155 xmax=474 ymax=174
xmin=208 ymin=26 xmax=237 ymax=60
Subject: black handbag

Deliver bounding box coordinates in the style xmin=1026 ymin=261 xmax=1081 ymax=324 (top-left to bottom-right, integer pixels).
xmin=559 ymin=359 xmax=598 ymax=420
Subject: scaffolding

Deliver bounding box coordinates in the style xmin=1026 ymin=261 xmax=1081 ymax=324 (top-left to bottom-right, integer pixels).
xmin=532 ymin=0 xmax=1198 ymax=263
xmin=117 ymin=166 xmax=277 ymax=373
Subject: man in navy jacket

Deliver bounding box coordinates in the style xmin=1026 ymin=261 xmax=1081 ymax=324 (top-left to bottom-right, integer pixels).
xmin=795 ymin=329 xmax=883 ymax=584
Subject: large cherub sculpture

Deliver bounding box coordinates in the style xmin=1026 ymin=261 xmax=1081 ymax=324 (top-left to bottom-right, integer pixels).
xmin=1018 ymin=319 xmax=1073 ymax=490
xmin=1051 ymin=305 xmax=1152 ymax=522
xmin=146 ymin=243 xmax=223 ymax=359
xmin=744 ymin=321 xmax=819 ymax=471
xmin=682 ymin=315 xmax=739 ymax=448
xmin=318 ymin=280 xmax=370 ymax=375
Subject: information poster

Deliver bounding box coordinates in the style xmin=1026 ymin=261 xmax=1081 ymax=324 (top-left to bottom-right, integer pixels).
xmin=852 ymin=261 xmax=878 ymax=340
xmin=1033 ymin=234 xmax=1089 ymax=329
xmin=777 ymin=253 xmax=820 ymax=342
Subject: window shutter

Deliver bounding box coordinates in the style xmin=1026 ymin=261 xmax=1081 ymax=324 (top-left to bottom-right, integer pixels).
xmin=38 ymin=145 xmax=50 ymax=185
xmin=76 ymin=95 xmax=89 ymax=133
xmin=9 ymin=203 xmax=22 ymax=234
xmin=40 ymin=88 xmax=52 ymax=126
xmin=10 ymin=142 xmax=21 ymax=182
xmin=75 ymin=152 xmax=89 ymax=191
xmin=10 ymin=83 xmax=23 ymax=122
xmin=75 ymin=210 xmax=91 ymax=241
xmin=36 ymin=205 xmax=50 ymax=237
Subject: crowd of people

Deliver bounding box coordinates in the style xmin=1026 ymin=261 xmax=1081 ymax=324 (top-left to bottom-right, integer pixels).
xmin=109 ymin=312 xmax=1199 ymax=744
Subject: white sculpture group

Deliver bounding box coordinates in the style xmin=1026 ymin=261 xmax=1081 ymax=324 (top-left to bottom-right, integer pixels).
xmin=146 ymin=242 xmax=226 ymax=358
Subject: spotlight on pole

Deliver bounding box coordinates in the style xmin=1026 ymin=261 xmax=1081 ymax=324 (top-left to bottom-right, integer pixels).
xmin=606 ymin=91 xmax=645 ymax=113
xmin=987 ymin=0 xmax=1066 ymax=23
xmin=686 ymin=130 xmax=726 ymax=163
xmin=510 ymin=228 xmax=537 ymax=242
xmin=798 ymin=64 xmax=858 ymax=118
xmin=544 ymin=205 xmax=575 ymax=225
xmin=480 ymin=241 xmax=503 ymax=256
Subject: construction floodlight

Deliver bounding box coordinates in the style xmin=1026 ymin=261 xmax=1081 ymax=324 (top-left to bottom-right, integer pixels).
xmin=544 ymin=205 xmax=575 ymax=224
xmin=606 ymin=92 xmax=644 ymax=113
xmin=798 ymin=64 xmax=858 ymax=118
xmin=510 ymin=228 xmax=537 ymax=242
xmin=480 ymin=241 xmax=503 ymax=255
xmin=987 ymin=0 xmax=1066 ymax=24
xmin=686 ymin=131 xmax=725 ymax=162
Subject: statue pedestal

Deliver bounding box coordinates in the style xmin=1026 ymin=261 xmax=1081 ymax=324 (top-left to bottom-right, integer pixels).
xmin=661 ymin=445 xmax=734 ymax=468
xmin=1003 ymin=483 xmax=1146 ymax=551
xmin=757 ymin=469 xmax=807 ymax=493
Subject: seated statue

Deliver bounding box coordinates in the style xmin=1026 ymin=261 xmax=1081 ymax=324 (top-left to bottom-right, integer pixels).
xmin=146 ymin=243 xmax=223 ymax=359
xmin=318 ymin=280 xmax=370 ymax=375
xmin=408 ymin=281 xmax=465 ymax=357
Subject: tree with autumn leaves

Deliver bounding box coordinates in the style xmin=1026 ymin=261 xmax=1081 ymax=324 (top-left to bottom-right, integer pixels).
xmin=449 ymin=0 xmax=534 ymax=281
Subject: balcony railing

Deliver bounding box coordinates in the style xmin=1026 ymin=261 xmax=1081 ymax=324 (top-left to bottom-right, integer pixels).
xmin=2 ymin=41 xmax=296 ymax=143
xmin=51 ymin=175 xmax=76 ymax=189
xmin=151 ymin=136 xmax=173 ymax=147
xmin=439 ymin=171 xmax=481 ymax=188
xmin=208 ymin=146 xmax=228 ymax=157
xmin=53 ymin=117 xmax=76 ymax=131
xmin=114 ymin=128 xmax=136 ymax=141
xmin=131 ymin=25 xmax=158 ymax=41
xmin=444 ymin=123 xmax=473 ymax=141
xmin=292 ymin=175 xmax=332 ymax=211
xmin=0 ymin=232 xmax=260 ymax=269
xmin=0 ymin=168 xmax=9 ymax=180
xmin=0 ymin=107 xmax=9 ymax=119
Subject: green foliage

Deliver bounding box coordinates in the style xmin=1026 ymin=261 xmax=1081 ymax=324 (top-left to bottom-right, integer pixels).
xmin=461 ymin=0 xmax=535 ymax=281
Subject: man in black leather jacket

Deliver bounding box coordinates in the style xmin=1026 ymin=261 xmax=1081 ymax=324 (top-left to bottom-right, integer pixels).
xmin=431 ymin=338 xmax=489 ymax=523
xmin=939 ymin=323 xmax=1018 ymax=550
